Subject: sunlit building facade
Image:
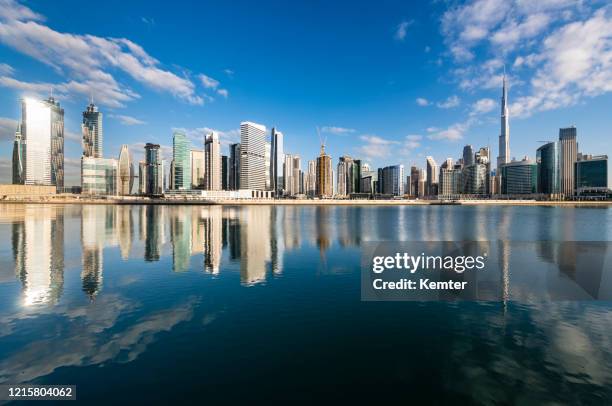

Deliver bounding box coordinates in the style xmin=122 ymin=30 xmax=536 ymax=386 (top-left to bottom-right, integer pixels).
xmin=172 ymin=131 xmax=191 ymax=190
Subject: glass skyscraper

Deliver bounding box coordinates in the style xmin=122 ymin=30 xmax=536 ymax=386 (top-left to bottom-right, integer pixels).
xmin=172 ymin=131 xmax=191 ymax=190
xmin=270 ymin=127 xmax=284 ymax=196
xmin=82 ymin=101 xmax=103 ymax=158
xmin=12 ymin=123 xmax=24 ymax=184
xmin=575 ymin=155 xmax=608 ymax=194
xmin=537 ymin=141 xmax=560 ymax=195
xmin=145 ymin=143 xmax=163 ymax=195
xmin=240 ymin=122 xmax=267 ymax=190
xmin=500 ymin=159 xmax=537 ymax=195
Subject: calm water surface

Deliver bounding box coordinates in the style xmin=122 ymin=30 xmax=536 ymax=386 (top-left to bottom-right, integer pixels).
xmin=1 ymin=204 xmax=612 ymax=404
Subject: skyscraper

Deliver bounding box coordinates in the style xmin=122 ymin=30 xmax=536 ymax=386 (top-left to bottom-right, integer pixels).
xmin=497 ymin=73 xmax=510 ymax=173
xmin=380 ymin=165 xmax=405 ymax=196
xmin=172 ymin=131 xmax=191 ymax=190
xmin=229 ymin=143 xmax=241 ymax=190
xmin=12 ymin=123 xmax=24 ymax=184
xmin=536 ymin=141 xmax=560 ymax=196
xmin=221 ymin=155 xmax=230 ymax=190
xmin=426 ymin=156 xmax=438 ymax=196
xmin=316 ymin=144 xmax=333 ymax=198
xmin=240 ymin=122 xmax=267 ymax=190
xmin=270 ymin=127 xmax=284 ymax=196
xmin=21 ymin=97 xmax=64 ymax=191
xmin=144 ymin=143 xmax=163 ymax=195
xmin=500 ymin=158 xmax=537 ymax=195
xmin=118 ymin=144 xmax=133 ymax=195
xmin=205 ymin=132 xmax=221 ymax=190
xmin=190 ymin=149 xmax=204 ymax=188
xmin=82 ymin=101 xmax=103 ymax=158
xmin=463 ymin=145 xmax=474 ymax=167
xmin=559 ymin=126 xmax=578 ymax=197
xmin=336 ymin=158 xmax=348 ymax=196
xmin=306 ymin=160 xmax=316 ymax=197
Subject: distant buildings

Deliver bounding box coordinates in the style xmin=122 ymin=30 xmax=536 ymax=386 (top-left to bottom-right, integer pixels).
xmin=229 ymin=143 xmax=241 ymax=190
xmin=426 ymin=156 xmax=438 ymax=196
xmin=221 ymin=155 xmax=230 ymax=190
xmin=117 ymin=145 xmax=134 ymax=195
xmin=240 ymin=122 xmax=267 ymax=190
xmin=500 ymin=158 xmax=537 ymax=195
xmin=190 ymin=149 xmax=204 ymax=188
xmin=283 ymin=154 xmax=302 ymax=196
xmin=270 ymin=127 xmax=284 ymax=196
xmin=12 ymin=124 xmax=23 ymax=185
xmin=575 ymin=155 xmax=608 ymax=195
xmin=379 ymin=165 xmax=404 ymax=196
xmin=305 ymin=160 xmax=316 ymax=196
xmin=205 ymin=132 xmax=222 ymax=190
xmin=81 ymin=157 xmax=118 ymax=195
xmin=559 ymin=126 xmax=577 ymax=197
xmin=315 ymin=144 xmax=333 ymax=198
xmin=172 ymin=131 xmax=191 ymax=190
xmin=536 ymin=141 xmax=560 ymax=196
xmin=497 ymin=74 xmax=510 ymax=173
xmin=144 ymin=143 xmax=163 ymax=195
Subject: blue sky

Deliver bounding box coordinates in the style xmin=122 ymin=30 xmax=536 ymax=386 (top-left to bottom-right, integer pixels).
xmin=0 ymin=0 xmax=611 ymax=185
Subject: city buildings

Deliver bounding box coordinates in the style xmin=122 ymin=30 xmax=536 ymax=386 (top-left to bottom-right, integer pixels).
xmin=463 ymin=145 xmax=474 ymax=167
xmin=205 ymin=132 xmax=222 ymax=190
xmin=82 ymin=101 xmax=103 ymax=158
xmin=144 ymin=143 xmax=163 ymax=195
xmin=497 ymin=74 xmax=510 ymax=173
xmin=229 ymin=143 xmax=241 ymax=190
xmin=305 ymin=160 xmax=316 ymax=196
xmin=221 ymin=155 xmax=230 ymax=191
xmin=379 ymin=165 xmax=405 ymax=196
xmin=12 ymin=123 xmax=23 ymax=184
xmin=117 ymin=145 xmax=134 ymax=195
xmin=439 ymin=167 xmax=462 ymax=197
xmin=172 ymin=131 xmax=191 ymax=190
xmin=270 ymin=127 xmax=284 ymax=196
xmin=559 ymin=126 xmax=578 ymax=197
xmin=315 ymin=144 xmax=333 ymax=198
xmin=18 ymin=97 xmax=65 ymax=191
xmin=190 ymin=149 xmax=204 ymax=189
xmin=575 ymin=155 xmax=608 ymax=195
xmin=81 ymin=157 xmax=118 ymax=196
xmin=536 ymin=141 xmax=560 ymax=196
xmin=500 ymin=158 xmax=537 ymax=195
xmin=240 ymin=122 xmax=267 ymax=190
xmin=426 ymin=156 xmax=438 ymax=196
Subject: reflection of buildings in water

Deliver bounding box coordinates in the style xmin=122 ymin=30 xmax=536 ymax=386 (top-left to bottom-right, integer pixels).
xmin=270 ymin=206 xmax=284 ymax=274
xmin=202 ymin=206 xmax=222 ymax=274
xmin=497 ymin=209 xmax=511 ymax=305
xmin=315 ymin=206 xmax=331 ymax=253
xmin=337 ymin=206 xmax=362 ymax=247
xmin=12 ymin=206 xmax=65 ymax=305
xmin=170 ymin=206 xmax=192 ymax=272
xmin=554 ymin=242 xmax=608 ymax=299
xmin=239 ymin=206 xmax=272 ymax=285
xmin=81 ymin=206 xmax=109 ymax=298
xmin=144 ymin=205 xmax=166 ymax=262
xmin=191 ymin=207 xmax=205 ymax=255
xmin=116 ymin=205 xmax=134 ymax=260
xmin=282 ymin=206 xmax=301 ymax=250
xmin=225 ymin=207 xmax=241 ymax=261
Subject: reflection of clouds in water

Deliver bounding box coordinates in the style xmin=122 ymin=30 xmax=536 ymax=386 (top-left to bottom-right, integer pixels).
xmin=0 ymin=296 xmax=200 ymax=384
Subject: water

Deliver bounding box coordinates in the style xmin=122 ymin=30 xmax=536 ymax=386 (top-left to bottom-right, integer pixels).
xmin=0 ymin=204 xmax=612 ymax=404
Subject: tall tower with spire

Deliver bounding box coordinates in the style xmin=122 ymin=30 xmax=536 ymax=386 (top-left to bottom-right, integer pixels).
xmin=82 ymin=97 xmax=103 ymax=158
xmin=497 ymin=72 xmax=510 ymax=173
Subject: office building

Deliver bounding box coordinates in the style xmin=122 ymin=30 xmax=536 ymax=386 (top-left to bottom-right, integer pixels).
xmin=316 ymin=144 xmax=333 ymax=198
xmin=497 ymin=74 xmax=510 ymax=172
xmin=500 ymin=158 xmax=537 ymax=195
xmin=81 ymin=157 xmax=118 ymax=195
xmin=380 ymin=165 xmax=404 ymax=196
xmin=190 ymin=149 xmax=204 ymax=188
xmin=172 ymin=131 xmax=191 ymax=190
xmin=117 ymin=144 xmax=134 ymax=195
xmin=12 ymin=123 xmax=24 ymax=184
xmin=336 ymin=158 xmax=348 ymax=196
xmin=426 ymin=156 xmax=438 ymax=196
xmin=575 ymin=155 xmax=608 ymax=195
xmin=20 ymin=97 xmax=65 ymax=191
xmin=221 ymin=155 xmax=230 ymax=190
xmin=240 ymin=121 xmax=267 ymax=190
xmin=270 ymin=127 xmax=284 ymax=196
xmin=462 ymin=163 xmax=489 ymax=195
xmin=82 ymin=101 xmax=103 ymax=158
xmin=559 ymin=126 xmax=578 ymax=196
xmin=463 ymin=145 xmax=474 ymax=167
xmin=138 ymin=161 xmax=147 ymax=195
xmin=536 ymin=141 xmax=560 ymax=196
xmin=229 ymin=143 xmax=241 ymax=190
xmin=205 ymin=132 xmax=222 ymax=190
xmin=306 ymin=160 xmax=316 ymax=196
xmin=439 ymin=168 xmax=462 ymax=196
xmin=144 ymin=143 xmax=163 ymax=195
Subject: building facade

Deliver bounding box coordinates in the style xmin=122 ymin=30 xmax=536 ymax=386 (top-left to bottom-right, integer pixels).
xmin=500 ymin=159 xmax=537 ymax=195
xmin=81 ymin=157 xmax=118 ymax=195
xmin=12 ymin=123 xmax=24 ymax=184
xmin=190 ymin=149 xmax=204 ymax=188
xmin=82 ymin=102 xmax=103 ymax=158
xmin=426 ymin=156 xmax=438 ymax=196
xmin=316 ymin=145 xmax=333 ymax=198
xmin=240 ymin=122 xmax=267 ymax=190
xmin=559 ymin=126 xmax=577 ymax=197
xmin=144 ymin=143 xmax=163 ymax=195
xmin=205 ymin=132 xmax=222 ymax=191
xmin=172 ymin=131 xmax=191 ymax=190
xmin=575 ymin=155 xmax=608 ymax=195
xmin=270 ymin=127 xmax=284 ymax=196
xmin=229 ymin=143 xmax=241 ymax=190
xmin=117 ymin=144 xmax=133 ymax=195
xmin=536 ymin=141 xmax=560 ymax=196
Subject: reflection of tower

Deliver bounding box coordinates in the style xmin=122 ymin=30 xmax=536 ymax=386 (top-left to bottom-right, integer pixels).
xmin=191 ymin=207 xmax=205 ymax=255
xmin=283 ymin=206 xmax=301 ymax=249
xmin=81 ymin=206 xmax=105 ymax=298
xmin=170 ymin=206 xmax=192 ymax=272
xmin=144 ymin=206 xmax=161 ymax=261
xmin=18 ymin=206 xmax=64 ymax=305
xmin=203 ymin=206 xmax=223 ymax=274
xmin=116 ymin=205 xmax=133 ymax=260
xmin=270 ymin=206 xmax=285 ymax=274
xmin=240 ymin=206 xmax=272 ymax=285
xmin=315 ymin=206 xmax=331 ymax=255
xmin=226 ymin=208 xmax=241 ymax=261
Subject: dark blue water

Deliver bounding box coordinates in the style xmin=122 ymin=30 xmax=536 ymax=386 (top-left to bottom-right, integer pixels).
xmin=0 ymin=204 xmax=611 ymax=404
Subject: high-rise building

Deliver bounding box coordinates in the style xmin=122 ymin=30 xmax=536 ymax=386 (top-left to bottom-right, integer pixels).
xmin=306 ymin=160 xmax=316 ymax=196
xmin=21 ymin=97 xmax=65 ymax=191
xmin=380 ymin=165 xmax=404 ymax=196
xmin=117 ymin=144 xmax=134 ymax=195
xmin=559 ymin=126 xmax=578 ymax=197
xmin=575 ymin=155 xmax=608 ymax=195
xmin=462 ymin=164 xmax=489 ymax=195
xmin=270 ymin=127 xmax=284 ymax=196
xmin=12 ymin=123 xmax=24 ymax=184
xmin=144 ymin=143 xmax=163 ymax=195
xmin=336 ymin=158 xmax=348 ymax=196
xmin=463 ymin=145 xmax=474 ymax=167
xmin=81 ymin=157 xmax=118 ymax=195
xmin=536 ymin=141 xmax=560 ymax=196
xmin=172 ymin=131 xmax=191 ymax=190
xmin=426 ymin=156 xmax=438 ymax=196
xmin=82 ymin=101 xmax=103 ymax=158
xmin=138 ymin=161 xmax=147 ymax=195
xmin=409 ymin=166 xmax=420 ymax=197
xmin=497 ymin=74 xmax=510 ymax=173
xmin=190 ymin=149 xmax=204 ymax=188
xmin=205 ymin=132 xmax=221 ymax=190
xmin=500 ymin=158 xmax=537 ymax=195
xmin=240 ymin=122 xmax=267 ymax=190
xmin=316 ymin=144 xmax=333 ymax=198
xmin=221 ymin=155 xmax=230 ymax=190
xmin=439 ymin=167 xmax=462 ymax=196
xmin=229 ymin=143 xmax=241 ymax=190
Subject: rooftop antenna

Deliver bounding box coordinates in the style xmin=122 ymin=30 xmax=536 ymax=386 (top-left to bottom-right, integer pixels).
xmin=317 ymin=126 xmax=326 ymax=154
xmin=90 ymin=92 xmax=94 ymax=105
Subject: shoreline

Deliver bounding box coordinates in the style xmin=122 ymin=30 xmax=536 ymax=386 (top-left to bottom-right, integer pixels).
xmin=1 ymin=197 xmax=611 ymax=206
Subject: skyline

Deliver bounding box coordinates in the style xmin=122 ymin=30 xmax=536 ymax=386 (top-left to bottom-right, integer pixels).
xmin=1 ymin=0 xmax=612 ymax=186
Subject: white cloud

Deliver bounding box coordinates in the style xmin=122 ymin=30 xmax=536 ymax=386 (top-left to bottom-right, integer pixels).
xmin=216 ymin=88 xmax=228 ymax=98
xmin=0 ymin=117 xmax=18 ymax=140
xmin=223 ymin=69 xmax=234 ymax=77
xmin=427 ymin=121 xmax=471 ymax=141
xmin=199 ymin=74 xmax=219 ymax=89
xmin=436 ymin=95 xmax=461 ymax=109
xmin=111 ymin=114 xmax=146 ymax=126
xmin=402 ymin=135 xmax=422 ymax=154
xmin=0 ymin=62 xmax=14 ymax=75
xmin=0 ymin=0 xmax=44 ymax=22
xmin=394 ymin=20 xmax=413 ymax=41
xmin=0 ymin=1 xmax=203 ymax=106
xmin=357 ymin=135 xmax=399 ymax=160
xmin=416 ymin=97 xmax=431 ymax=106
xmin=174 ymin=126 xmax=240 ymax=148
xmin=470 ymin=98 xmax=496 ymax=115
xmin=321 ymin=126 xmax=356 ymax=135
